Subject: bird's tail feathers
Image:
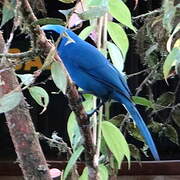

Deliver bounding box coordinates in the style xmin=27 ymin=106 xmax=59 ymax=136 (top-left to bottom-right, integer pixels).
xmin=114 ymin=94 xmax=160 ymax=160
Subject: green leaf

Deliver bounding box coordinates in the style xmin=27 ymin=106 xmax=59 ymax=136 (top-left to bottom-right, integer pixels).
xmin=1 ymin=0 xmax=16 ymax=27
xmin=99 ymin=164 xmax=108 ymax=180
xmin=107 ymin=22 xmax=129 ymax=58
xmin=0 ymin=91 xmax=22 ymax=113
xmin=63 ymin=145 xmax=84 ymax=180
xmin=57 ymin=0 xmax=75 ymax=4
xmin=129 ymin=144 xmax=141 ymax=161
xmin=16 ymin=74 xmax=35 ymax=86
xmin=132 ymin=96 xmax=154 ymax=109
xmin=82 ymin=94 xmax=94 ymax=112
xmin=32 ymin=18 xmax=65 ymax=26
xmin=163 ymin=0 xmax=176 ymax=33
xmin=79 ymin=164 xmax=108 ymax=180
xmin=127 ymin=122 xmax=145 ymax=143
xmin=163 ymin=47 xmax=180 ymax=81
xmin=148 ymin=121 xmax=163 ymax=134
xmin=109 ymin=114 xmax=126 ymax=127
xmin=166 ymin=23 xmax=180 ymax=52
xmin=172 ymin=105 xmax=180 ymax=128
xmin=67 ymin=112 xmax=83 ymax=150
xmin=79 ymin=6 xmax=108 ymax=20
xmin=67 ymin=112 xmax=76 ymax=144
xmin=79 ymin=167 xmax=88 ymax=180
xmin=79 ymin=26 xmax=95 ymax=40
xmin=101 ymin=121 xmax=130 ymax=168
xmin=85 ymin=0 xmax=108 ymax=7
xmin=156 ymin=92 xmax=175 ymax=107
xmin=164 ymin=124 xmax=179 ymax=145
xmin=51 ymin=61 xmax=67 ymax=94
xmin=29 ymin=86 xmax=49 ymax=113
xmin=108 ymin=0 xmax=136 ymax=32
xmin=107 ymin=41 xmax=125 ymax=73
xmin=141 ymin=144 xmax=149 ymax=158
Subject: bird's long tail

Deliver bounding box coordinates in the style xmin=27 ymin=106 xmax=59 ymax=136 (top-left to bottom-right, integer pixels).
xmin=114 ymin=94 xmax=160 ymax=160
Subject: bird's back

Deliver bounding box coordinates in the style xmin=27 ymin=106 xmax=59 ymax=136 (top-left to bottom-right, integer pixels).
xmin=57 ymin=31 xmax=131 ymax=100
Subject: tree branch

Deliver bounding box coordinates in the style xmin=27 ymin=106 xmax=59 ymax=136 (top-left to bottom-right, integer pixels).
xmin=0 ymin=31 xmax=53 ymax=180
xmin=19 ymin=0 xmax=97 ymax=178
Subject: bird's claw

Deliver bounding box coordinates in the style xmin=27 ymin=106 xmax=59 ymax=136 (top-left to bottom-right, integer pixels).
xmin=87 ymin=109 xmax=99 ymax=118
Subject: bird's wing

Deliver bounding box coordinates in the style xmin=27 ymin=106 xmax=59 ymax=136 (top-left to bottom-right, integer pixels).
xmin=67 ymin=41 xmax=132 ymax=100
xmin=84 ymin=63 xmax=131 ymax=100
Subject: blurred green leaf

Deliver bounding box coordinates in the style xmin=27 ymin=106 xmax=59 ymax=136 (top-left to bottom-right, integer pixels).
xmin=57 ymin=0 xmax=75 ymax=4
xmin=99 ymin=164 xmax=108 ymax=180
xmin=1 ymin=0 xmax=16 ymax=27
xmin=175 ymin=56 xmax=180 ymax=75
xmin=156 ymin=92 xmax=175 ymax=107
xmin=16 ymin=74 xmax=35 ymax=86
xmin=129 ymin=144 xmax=141 ymax=161
xmin=109 ymin=114 xmax=126 ymax=127
xmin=101 ymin=121 xmax=130 ymax=168
xmin=107 ymin=41 xmax=125 ymax=73
xmin=107 ymin=22 xmax=129 ymax=58
xmin=141 ymin=144 xmax=149 ymax=158
xmin=79 ymin=167 xmax=88 ymax=180
xmin=172 ymin=105 xmax=180 ymax=127
xmin=79 ymin=6 xmax=108 ymax=20
xmin=164 ymin=124 xmax=179 ymax=145
xmin=63 ymin=145 xmax=84 ymax=180
xmin=100 ymin=136 xmax=108 ymax=157
xmin=29 ymin=86 xmax=49 ymax=113
xmin=51 ymin=61 xmax=67 ymax=94
xmin=132 ymin=96 xmax=154 ymax=109
xmin=85 ymin=0 xmax=108 ymax=7
xmin=108 ymin=0 xmax=136 ymax=32
xmin=175 ymin=47 xmax=180 ymax=74
xmin=163 ymin=0 xmax=176 ymax=33
xmin=167 ymin=23 xmax=180 ymax=52
xmin=127 ymin=122 xmax=145 ymax=143
xmin=0 ymin=91 xmax=22 ymax=113
xmin=67 ymin=112 xmax=83 ymax=150
xmin=148 ymin=121 xmax=163 ymax=134
xmin=82 ymin=94 xmax=94 ymax=112
xmin=163 ymin=48 xmax=180 ymax=81
xmin=32 ymin=18 xmax=65 ymax=26
xmin=79 ymin=25 xmax=95 ymax=40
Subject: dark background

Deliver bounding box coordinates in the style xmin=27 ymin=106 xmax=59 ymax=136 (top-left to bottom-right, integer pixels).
xmin=0 ymin=0 xmax=180 ymax=161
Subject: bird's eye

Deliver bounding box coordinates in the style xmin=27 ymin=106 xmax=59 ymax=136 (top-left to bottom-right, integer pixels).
xmin=45 ymin=30 xmax=53 ymax=38
xmin=44 ymin=30 xmax=60 ymax=43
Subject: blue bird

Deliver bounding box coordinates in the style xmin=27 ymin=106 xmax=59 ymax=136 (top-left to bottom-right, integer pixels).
xmin=42 ymin=24 xmax=160 ymax=160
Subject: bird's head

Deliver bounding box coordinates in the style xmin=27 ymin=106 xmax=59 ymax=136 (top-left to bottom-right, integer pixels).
xmin=41 ymin=24 xmax=67 ymax=42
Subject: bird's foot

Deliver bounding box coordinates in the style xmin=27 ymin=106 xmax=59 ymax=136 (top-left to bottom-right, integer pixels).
xmin=86 ymin=101 xmax=105 ymax=118
xmin=87 ymin=109 xmax=99 ymax=117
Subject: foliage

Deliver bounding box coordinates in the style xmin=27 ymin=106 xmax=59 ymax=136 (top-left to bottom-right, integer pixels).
xmin=0 ymin=91 xmax=22 ymax=113
xmin=0 ymin=0 xmax=180 ymax=179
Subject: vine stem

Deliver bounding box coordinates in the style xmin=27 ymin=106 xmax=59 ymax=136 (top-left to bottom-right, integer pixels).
xmin=93 ymin=14 xmax=108 ymax=175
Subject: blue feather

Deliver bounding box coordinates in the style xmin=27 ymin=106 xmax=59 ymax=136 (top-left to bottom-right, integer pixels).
xmin=42 ymin=25 xmax=160 ymax=160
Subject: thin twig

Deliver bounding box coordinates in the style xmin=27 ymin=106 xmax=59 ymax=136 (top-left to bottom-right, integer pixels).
xmin=135 ymin=63 xmax=160 ymax=96
xmin=135 ymin=70 xmax=154 ymax=96
xmin=38 ymin=132 xmax=72 ymax=156
xmin=0 ymin=49 xmax=39 ymax=59
xmin=127 ymin=68 xmax=149 ymax=78
xmin=133 ymin=9 xmax=162 ymax=20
